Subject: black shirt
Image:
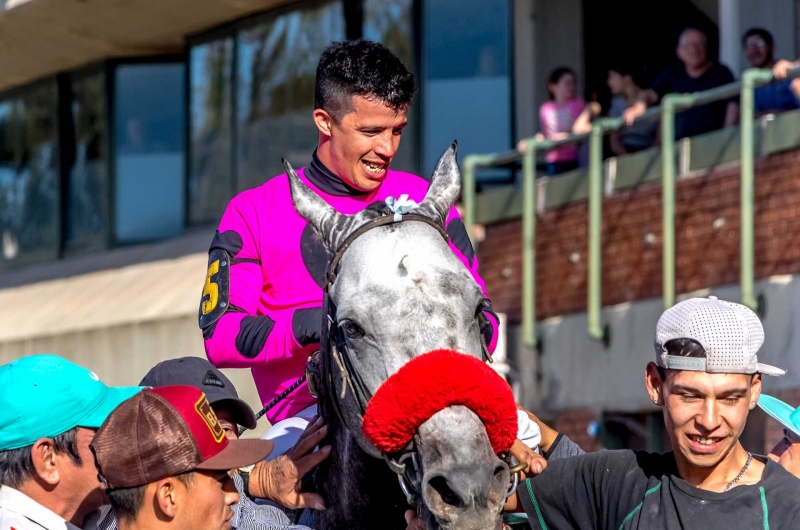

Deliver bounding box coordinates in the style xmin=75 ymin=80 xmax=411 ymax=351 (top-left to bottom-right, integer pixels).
xmin=651 ymin=63 xmax=736 ymax=140
xmin=520 ymin=449 xmax=800 ymax=529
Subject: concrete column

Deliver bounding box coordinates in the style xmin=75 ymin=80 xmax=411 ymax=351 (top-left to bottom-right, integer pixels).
xmin=719 ymin=0 xmax=740 ymax=73
xmin=514 ymin=0 xmax=537 ymax=141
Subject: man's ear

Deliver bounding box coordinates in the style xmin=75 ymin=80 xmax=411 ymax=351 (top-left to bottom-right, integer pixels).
xmin=750 ymin=374 xmax=763 ymax=410
xmin=30 ymin=439 xmax=60 ymax=486
xmin=313 ymin=108 xmax=333 ymax=138
xmin=153 ymin=477 xmax=180 ymax=519
xmin=645 ymin=362 xmax=664 ymax=406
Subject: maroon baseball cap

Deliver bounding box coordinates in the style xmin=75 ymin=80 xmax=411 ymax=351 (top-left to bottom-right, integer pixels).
xmin=91 ymin=385 xmax=273 ymax=489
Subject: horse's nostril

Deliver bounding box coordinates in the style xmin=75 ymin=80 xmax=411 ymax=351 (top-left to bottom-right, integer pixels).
xmin=426 ymin=475 xmax=465 ymax=508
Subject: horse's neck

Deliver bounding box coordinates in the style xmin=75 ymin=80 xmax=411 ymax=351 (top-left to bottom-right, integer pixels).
xmin=315 ymin=411 xmax=408 ymax=530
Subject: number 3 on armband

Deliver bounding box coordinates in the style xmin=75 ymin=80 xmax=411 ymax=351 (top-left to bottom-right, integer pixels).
xmin=198 ymin=248 xmax=231 ymax=329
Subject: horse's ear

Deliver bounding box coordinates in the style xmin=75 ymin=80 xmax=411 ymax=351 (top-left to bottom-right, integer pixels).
xmin=286 ymin=159 xmax=343 ymax=250
xmin=416 ymin=141 xmax=461 ymax=226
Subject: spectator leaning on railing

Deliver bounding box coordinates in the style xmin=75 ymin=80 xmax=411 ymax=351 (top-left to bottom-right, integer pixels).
xmin=624 ymin=26 xmax=739 ymax=139
xmin=742 ymin=27 xmax=800 ymax=114
xmin=517 ymin=67 xmax=585 ymax=175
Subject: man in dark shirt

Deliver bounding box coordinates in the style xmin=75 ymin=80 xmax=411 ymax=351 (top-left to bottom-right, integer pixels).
xmin=625 ymin=27 xmax=739 ymax=139
xmin=508 ymin=296 xmax=800 ymax=529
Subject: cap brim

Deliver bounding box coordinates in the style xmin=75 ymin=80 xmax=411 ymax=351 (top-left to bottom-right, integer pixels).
xmin=208 ymin=396 xmax=257 ymax=430
xmin=195 ymin=439 xmax=274 ymax=471
xmin=80 ymin=386 xmax=144 ymax=428
xmin=757 ymin=363 xmax=786 ymax=376
xmin=758 ymin=394 xmax=800 ymax=436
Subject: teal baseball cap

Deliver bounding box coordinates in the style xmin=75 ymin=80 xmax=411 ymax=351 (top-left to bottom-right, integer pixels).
xmin=0 ymin=355 xmax=143 ymax=450
xmin=758 ymin=393 xmax=800 ymax=437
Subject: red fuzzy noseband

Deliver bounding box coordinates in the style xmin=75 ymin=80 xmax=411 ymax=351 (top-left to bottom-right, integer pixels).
xmin=362 ymin=349 xmax=517 ymax=454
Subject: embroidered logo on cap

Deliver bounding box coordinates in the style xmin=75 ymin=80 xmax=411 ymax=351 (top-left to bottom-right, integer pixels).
xmin=194 ymin=394 xmax=225 ymax=443
xmin=203 ymin=370 xmax=225 ymax=388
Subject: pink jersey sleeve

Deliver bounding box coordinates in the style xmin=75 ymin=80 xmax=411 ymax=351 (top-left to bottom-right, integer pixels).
xmin=202 ymin=194 xmax=320 ymax=370
xmin=444 ymin=206 xmax=500 ymax=354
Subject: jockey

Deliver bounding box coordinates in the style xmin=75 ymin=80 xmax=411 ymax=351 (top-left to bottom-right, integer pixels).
xmin=199 ymin=39 xmax=533 ymax=458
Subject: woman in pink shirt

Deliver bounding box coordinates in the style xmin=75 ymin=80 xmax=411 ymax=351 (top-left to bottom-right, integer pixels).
xmin=518 ymin=67 xmax=585 ymax=175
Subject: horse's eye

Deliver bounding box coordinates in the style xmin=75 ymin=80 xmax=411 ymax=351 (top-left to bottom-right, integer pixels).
xmin=341 ymin=320 xmax=365 ymax=339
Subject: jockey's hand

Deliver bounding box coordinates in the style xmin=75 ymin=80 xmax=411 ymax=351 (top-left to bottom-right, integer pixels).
xmin=248 ymin=416 xmax=332 ymax=510
xmin=404 ymin=510 xmax=426 ymax=530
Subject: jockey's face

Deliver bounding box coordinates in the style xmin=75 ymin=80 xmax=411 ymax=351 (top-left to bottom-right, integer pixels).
xmin=314 ymin=95 xmax=408 ymax=191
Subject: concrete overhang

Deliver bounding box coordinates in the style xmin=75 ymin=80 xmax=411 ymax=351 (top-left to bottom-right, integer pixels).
xmin=0 ymin=0 xmax=288 ymax=93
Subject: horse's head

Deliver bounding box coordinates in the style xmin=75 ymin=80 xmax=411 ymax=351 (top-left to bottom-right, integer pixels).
xmin=287 ymin=143 xmax=510 ymax=530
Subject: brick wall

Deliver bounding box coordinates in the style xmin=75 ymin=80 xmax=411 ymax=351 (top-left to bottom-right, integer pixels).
xmin=555 ymin=409 xmax=601 ymax=453
xmin=479 ymin=150 xmax=800 ymax=322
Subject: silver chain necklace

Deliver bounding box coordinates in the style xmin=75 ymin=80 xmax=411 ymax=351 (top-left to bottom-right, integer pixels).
xmin=724 ymin=452 xmax=753 ymax=492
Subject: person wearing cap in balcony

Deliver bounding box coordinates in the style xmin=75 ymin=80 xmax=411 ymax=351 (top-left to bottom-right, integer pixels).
xmin=504 ymin=296 xmax=800 ymax=529
xmin=0 ymin=355 xmax=142 ymax=530
xmin=757 ymin=393 xmax=800 ymax=479
xmin=136 ymin=357 xmax=329 ymax=529
xmin=90 ymin=385 xmax=275 ymax=530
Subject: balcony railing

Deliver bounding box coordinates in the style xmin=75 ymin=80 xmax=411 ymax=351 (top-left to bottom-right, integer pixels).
xmin=462 ymin=67 xmax=800 ymax=348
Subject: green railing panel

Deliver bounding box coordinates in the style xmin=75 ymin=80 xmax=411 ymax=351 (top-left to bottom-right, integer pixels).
xmin=762 ymin=107 xmax=800 ymax=156
xmin=688 ymin=126 xmax=743 ymax=172
xmin=541 ymin=168 xmax=590 ymax=210
xmin=475 ymin=185 xmax=522 ymax=226
xmin=612 ymin=146 xmax=663 ymax=189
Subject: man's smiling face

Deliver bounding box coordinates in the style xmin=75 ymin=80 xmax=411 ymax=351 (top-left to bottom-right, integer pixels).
xmin=314 ymin=95 xmax=408 ymax=192
xmin=658 ymin=368 xmax=760 ymax=468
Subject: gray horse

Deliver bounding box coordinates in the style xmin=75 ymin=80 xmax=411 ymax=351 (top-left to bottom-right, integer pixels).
xmin=287 ymin=144 xmax=510 ymax=530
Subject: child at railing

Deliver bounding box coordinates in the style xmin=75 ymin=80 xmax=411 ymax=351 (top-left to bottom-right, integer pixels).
xmin=518 ymin=67 xmax=584 ymax=175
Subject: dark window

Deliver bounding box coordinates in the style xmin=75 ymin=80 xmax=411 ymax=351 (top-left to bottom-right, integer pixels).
xmin=65 ymin=72 xmax=108 ymax=251
xmin=364 ymin=0 xmax=419 ymax=175
xmin=422 ymin=0 xmax=511 ymax=177
xmin=115 ymin=63 xmax=185 ymax=243
xmin=0 ymin=82 xmax=60 ymax=267
xmin=189 ymin=37 xmax=235 ymax=225
xmin=236 ymin=1 xmax=345 ymax=191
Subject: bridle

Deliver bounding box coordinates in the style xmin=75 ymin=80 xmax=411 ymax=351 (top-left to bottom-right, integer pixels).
xmin=305 ymin=207 xmax=523 ymax=513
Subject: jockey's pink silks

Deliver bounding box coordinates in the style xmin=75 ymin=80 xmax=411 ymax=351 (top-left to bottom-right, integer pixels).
xmin=203 ymin=167 xmax=499 ymax=423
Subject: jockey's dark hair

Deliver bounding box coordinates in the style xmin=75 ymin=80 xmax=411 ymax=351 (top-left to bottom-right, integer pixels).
xmin=108 ymin=471 xmax=195 ymax=522
xmin=315 ymin=39 xmax=416 ymax=123
xmin=0 ymin=427 xmax=82 ymax=488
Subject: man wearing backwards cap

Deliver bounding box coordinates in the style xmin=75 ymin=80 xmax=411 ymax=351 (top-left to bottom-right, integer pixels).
xmin=757 ymin=393 xmax=800 ymax=478
xmin=91 ymin=385 xmax=274 ymax=530
xmin=0 ymin=355 xmax=142 ymax=530
xmin=505 ymin=296 xmax=800 ymax=529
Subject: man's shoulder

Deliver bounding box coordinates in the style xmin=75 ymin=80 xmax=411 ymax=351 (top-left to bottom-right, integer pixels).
xmin=227 ymin=172 xmax=294 ymax=210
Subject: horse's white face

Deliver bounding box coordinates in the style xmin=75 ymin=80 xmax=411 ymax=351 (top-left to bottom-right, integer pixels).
xmin=288 ymin=144 xmax=509 ymax=530
xmin=330 ymin=221 xmax=486 ymax=390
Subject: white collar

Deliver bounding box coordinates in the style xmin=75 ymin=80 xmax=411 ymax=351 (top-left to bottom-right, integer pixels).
xmin=0 ymin=485 xmax=82 ymax=530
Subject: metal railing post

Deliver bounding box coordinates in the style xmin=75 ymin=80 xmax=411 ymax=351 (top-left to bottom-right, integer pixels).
xmin=588 ymin=123 xmax=605 ymax=341
xmin=462 ymin=156 xmax=477 ymax=244
xmin=660 ymin=94 xmax=693 ymax=309
xmin=740 ymin=69 xmax=773 ymax=310
xmin=522 ymin=141 xmax=538 ymax=348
